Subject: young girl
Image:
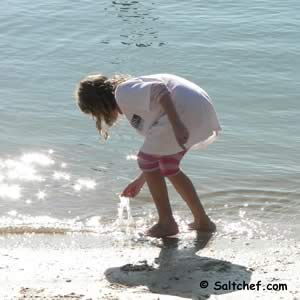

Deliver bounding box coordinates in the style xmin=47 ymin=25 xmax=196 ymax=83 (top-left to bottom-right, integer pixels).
xmin=76 ymin=73 xmax=221 ymax=238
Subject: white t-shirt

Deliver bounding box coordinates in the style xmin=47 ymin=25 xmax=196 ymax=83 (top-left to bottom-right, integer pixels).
xmin=115 ymin=74 xmax=221 ymax=155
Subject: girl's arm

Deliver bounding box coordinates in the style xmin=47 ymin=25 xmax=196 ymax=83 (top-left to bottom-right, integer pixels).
xmin=136 ymin=172 xmax=145 ymax=183
xmin=159 ymin=92 xmax=189 ymax=149
xmin=121 ymin=172 xmax=145 ymax=198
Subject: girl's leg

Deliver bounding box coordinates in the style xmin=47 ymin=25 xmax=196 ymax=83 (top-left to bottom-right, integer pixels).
xmin=143 ymin=169 xmax=179 ymax=238
xmin=167 ymin=170 xmax=216 ymax=232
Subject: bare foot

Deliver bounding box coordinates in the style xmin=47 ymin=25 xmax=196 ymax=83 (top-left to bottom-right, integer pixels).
xmin=145 ymin=221 xmax=179 ymax=238
xmin=188 ymin=219 xmax=216 ymax=233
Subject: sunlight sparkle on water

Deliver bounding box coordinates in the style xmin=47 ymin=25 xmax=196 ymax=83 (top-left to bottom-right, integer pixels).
xmin=5 ymin=160 xmax=43 ymax=182
xmin=0 ymin=153 xmax=56 ymax=183
xmin=126 ymin=154 xmax=137 ymax=160
xmin=239 ymin=209 xmax=246 ymax=218
xmin=0 ymin=184 xmax=21 ymax=200
xmin=73 ymin=179 xmax=96 ymax=191
xmin=223 ymin=221 xmax=255 ymax=239
xmin=0 ymin=151 xmax=99 ymax=227
xmin=21 ymin=153 xmax=55 ymax=166
xmin=36 ymin=191 xmax=46 ymax=200
xmin=73 ymin=184 xmax=82 ymax=191
xmin=53 ymin=171 xmax=71 ymax=181
xmin=8 ymin=210 xmax=18 ymax=216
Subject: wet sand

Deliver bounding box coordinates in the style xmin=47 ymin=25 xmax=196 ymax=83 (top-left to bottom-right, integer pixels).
xmin=0 ymin=231 xmax=299 ymax=300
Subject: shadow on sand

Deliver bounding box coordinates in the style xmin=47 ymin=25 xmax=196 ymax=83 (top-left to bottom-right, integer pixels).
xmin=105 ymin=233 xmax=252 ymax=299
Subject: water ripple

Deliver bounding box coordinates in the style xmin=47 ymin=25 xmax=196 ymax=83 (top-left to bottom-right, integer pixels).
xmin=104 ymin=0 xmax=165 ymax=48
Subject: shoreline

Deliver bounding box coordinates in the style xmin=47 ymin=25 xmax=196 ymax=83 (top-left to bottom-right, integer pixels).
xmin=0 ymin=232 xmax=299 ymax=300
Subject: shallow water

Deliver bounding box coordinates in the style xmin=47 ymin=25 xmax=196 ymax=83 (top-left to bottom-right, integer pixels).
xmin=0 ymin=0 xmax=299 ymax=240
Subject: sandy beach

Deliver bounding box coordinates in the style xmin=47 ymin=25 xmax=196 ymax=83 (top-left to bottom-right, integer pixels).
xmin=0 ymin=229 xmax=299 ymax=300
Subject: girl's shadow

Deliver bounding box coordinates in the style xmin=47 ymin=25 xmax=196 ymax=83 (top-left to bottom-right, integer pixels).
xmin=105 ymin=233 xmax=252 ymax=299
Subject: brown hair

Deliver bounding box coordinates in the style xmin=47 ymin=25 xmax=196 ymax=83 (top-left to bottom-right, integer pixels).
xmin=75 ymin=74 xmax=130 ymax=139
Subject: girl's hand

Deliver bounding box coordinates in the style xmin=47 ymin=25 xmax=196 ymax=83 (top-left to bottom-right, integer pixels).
xmin=121 ymin=175 xmax=145 ymax=198
xmin=173 ymin=120 xmax=189 ymax=150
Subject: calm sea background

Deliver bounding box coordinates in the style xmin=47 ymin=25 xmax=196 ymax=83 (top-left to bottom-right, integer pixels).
xmin=0 ymin=0 xmax=299 ymax=240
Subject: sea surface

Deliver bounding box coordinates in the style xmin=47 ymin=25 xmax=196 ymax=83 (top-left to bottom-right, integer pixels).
xmin=0 ymin=0 xmax=299 ymax=240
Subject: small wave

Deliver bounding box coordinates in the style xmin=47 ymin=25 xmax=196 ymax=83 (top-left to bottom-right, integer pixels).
xmin=202 ymin=188 xmax=300 ymax=200
xmin=0 ymin=215 xmax=297 ymax=242
xmin=195 ymin=188 xmax=300 ymax=240
xmin=202 ymin=188 xmax=300 ymax=216
xmin=0 ymin=213 xmax=98 ymax=235
xmin=106 ymin=0 xmax=164 ymax=48
xmin=0 ymin=226 xmax=91 ymax=235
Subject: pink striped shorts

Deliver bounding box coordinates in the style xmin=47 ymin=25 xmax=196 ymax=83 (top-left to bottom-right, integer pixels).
xmin=137 ymin=150 xmax=187 ymax=177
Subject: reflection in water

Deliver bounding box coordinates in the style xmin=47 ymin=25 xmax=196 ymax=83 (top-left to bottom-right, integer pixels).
xmin=106 ymin=0 xmax=165 ymax=48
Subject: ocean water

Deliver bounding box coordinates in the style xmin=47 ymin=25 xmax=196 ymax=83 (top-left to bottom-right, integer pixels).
xmin=0 ymin=0 xmax=299 ymax=240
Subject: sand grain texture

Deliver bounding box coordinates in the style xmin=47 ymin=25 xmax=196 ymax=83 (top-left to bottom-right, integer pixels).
xmin=0 ymin=233 xmax=299 ymax=300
